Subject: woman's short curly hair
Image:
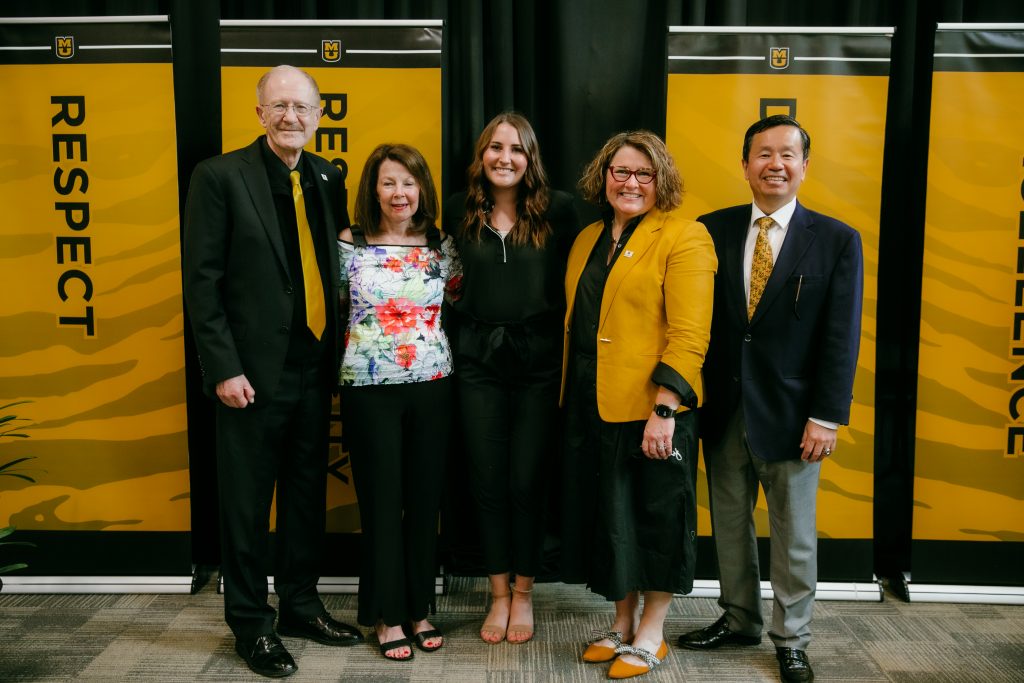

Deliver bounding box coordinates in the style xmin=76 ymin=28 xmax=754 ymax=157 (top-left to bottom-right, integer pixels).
xmin=577 ymin=130 xmax=683 ymax=213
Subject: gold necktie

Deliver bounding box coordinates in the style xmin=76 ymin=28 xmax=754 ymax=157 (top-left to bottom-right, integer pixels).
xmin=748 ymin=216 xmax=774 ymax=320
xmin=289 ymin=170 xmax=326 ymax=340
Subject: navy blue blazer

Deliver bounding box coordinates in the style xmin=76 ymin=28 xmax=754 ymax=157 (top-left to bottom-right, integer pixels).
xmin=699 ymin=202 xmax=863 ymax=462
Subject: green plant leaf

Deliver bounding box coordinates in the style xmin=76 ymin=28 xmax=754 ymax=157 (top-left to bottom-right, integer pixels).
xmin=0 ymin=457 xmax=36 ymax=483
xmin=0 ymin=563 xmax=28 ymax=574
xmin=0 ymin=458 xmax=35 ymax=472
xmin=0 ymin=401 xmax=33 ymax=440
xmin=0 ymin=525 xmax=34 ymax=548
xmin=0 ymin=526 xmax=34 ymax=543
xmin=0 ymin=456 xmax=37 ymax=483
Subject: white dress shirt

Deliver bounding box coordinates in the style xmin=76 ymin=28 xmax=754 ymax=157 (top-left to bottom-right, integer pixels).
xmin=743 ymin=198 xmax=837 ymax=432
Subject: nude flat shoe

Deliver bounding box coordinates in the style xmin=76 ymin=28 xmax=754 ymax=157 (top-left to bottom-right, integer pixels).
xmin=507 ymin=585 xmax=534 ymax=644
xmin=480 ymin=592 xmax=511 ymax=644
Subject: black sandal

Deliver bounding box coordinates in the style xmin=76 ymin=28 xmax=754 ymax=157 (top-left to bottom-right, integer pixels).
xmin=378 ymin=636 xmax=414 ymax=661
xmin=404 ymin=623 xmax=444 ymax=652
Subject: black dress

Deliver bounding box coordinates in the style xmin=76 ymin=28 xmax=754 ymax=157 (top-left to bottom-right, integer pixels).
xmin=560 ymin=215 xmax=699 ymax=601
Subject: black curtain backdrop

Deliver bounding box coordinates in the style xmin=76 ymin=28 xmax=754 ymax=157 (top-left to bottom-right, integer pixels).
xmin=7 ymin=0 xmax=1024 ymax=582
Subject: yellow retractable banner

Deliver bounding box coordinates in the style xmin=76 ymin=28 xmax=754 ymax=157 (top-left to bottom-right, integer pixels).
xmin=665 ymin=27 xmax=890 ymax=579
xmin=0 ymin=18 xmax=190 ymax=577
xmin=913 ymin=25 xmax=1024 ymax=586
xmin=218 ymin=21 xmax=442 ymax=541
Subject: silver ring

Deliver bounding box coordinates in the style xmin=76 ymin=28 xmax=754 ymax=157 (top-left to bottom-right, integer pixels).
xmin=823 ymin=447 xmax=832 ymax=455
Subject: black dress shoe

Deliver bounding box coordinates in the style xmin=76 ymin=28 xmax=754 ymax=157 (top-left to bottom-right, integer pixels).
xmin=677 ymin=614 xmax=761 ymax=650
xmin=776 ymin=647 xmax=814 ymax=682
xmin=278 ymin=610 xmax=364 ymax=647
xmin=235 ymin=633 xmax=297 ymax=678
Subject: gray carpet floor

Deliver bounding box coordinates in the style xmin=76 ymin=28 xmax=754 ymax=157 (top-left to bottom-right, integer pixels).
xmin=1 ymin=576 xmax=1022 ymax=681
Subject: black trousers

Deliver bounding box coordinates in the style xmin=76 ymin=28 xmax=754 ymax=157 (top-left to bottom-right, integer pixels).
xmin=340 ymin=377 xmax=452 ymax=627
xmin=455 ymin=319 xmax=561 ymax=577
xmin=216 ymin=358 xmax=330 ymax=640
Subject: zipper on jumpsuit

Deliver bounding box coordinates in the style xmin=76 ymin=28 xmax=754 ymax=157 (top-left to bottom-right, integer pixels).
xmin=486 ymin=224 xmax=509 ymax=263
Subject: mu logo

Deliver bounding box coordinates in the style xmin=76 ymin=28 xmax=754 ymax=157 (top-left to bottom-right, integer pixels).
xmin=322 ymin=39 xmax=341 ymax=63
xmin=55 ymin=35 xmax=74 ymax=59
xmin=769 ymin=46 xmax=790 ymax=70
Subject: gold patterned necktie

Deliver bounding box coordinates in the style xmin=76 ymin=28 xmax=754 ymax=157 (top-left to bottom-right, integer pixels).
xmin=289 ymin=170 xmax=326 ymax=340
xmin=748 ymin=215 xmax=774 ymax=320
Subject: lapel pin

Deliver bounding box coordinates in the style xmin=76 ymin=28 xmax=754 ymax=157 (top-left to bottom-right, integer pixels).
xmin=624 ymin=250 xmax=634 ymax=258
xmin=320 ymin=173 xmax=328 ymax=181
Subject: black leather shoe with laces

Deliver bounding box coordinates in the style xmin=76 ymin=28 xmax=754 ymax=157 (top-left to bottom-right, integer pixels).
xmin=776 ymin=647 xmax=814 ymax=682
xmin=235 ymin=633 xmax=297 ymax=678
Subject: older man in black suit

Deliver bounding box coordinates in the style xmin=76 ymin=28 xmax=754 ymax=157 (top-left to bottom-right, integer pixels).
xmin=678 ymin=115 xmax=863 ymax=683
xmin=183 ymin=65 xmax=361 ymax=678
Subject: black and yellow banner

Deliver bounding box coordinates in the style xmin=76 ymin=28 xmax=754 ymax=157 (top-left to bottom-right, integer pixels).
xmin=219 ymin=21 xmax=442 ymax=555
xmin=912 ymin=24 xmax=1024 ymax=589
xmin=0 ymin=17 xmax=191 ymax=583
xmin=220 ymin=20 xmax=442 ymax=225
xmin=666 ymin=27 xmax=890 ymax=583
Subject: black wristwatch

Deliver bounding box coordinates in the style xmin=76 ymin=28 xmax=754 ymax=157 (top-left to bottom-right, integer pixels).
xmin=653 ymin=403 xmax=676 ymax=418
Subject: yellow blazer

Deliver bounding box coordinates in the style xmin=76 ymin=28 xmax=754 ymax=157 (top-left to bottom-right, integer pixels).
xmin=561 ymin=208 xmax=717 ymax=422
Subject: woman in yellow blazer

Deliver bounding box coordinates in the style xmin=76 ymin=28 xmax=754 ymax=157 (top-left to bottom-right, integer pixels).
xmin=560 ymin=130 xmax=716 ymax=679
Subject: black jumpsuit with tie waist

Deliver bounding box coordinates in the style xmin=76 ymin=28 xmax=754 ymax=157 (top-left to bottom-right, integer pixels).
xmin=442 ymin=190 xmax=579 ymax=577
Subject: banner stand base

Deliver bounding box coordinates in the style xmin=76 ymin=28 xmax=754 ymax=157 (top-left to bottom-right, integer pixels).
xmin=218 ymin=574 xmax=447 ymax=596
xmin=907 ymin=582 xmax=1024 ymax=605
xmin=686 ymin=578 xmax=882 ymax=602
xmin=1 ymin=575 xmax=195 ymax=594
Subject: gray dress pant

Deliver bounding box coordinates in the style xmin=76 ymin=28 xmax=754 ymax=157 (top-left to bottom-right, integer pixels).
xmin=705 ymin=407 xmax=821 ymax=650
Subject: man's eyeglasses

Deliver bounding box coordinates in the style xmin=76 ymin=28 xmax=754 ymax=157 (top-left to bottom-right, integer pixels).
xmin=261 ymin=102 xmax=320 ymax=118
xmin=608 ymin=166 xmax=657 ymax=184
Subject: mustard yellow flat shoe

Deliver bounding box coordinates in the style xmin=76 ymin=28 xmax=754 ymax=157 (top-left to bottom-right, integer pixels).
xmin=583 ymin=630 xmax=626 ymax=663
xmin=608 ymin=640 xmax=668 ymax=679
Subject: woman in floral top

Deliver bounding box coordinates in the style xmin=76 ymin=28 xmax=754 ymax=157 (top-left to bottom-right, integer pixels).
xmin=337 ymin=143 xmax=461 ymax=662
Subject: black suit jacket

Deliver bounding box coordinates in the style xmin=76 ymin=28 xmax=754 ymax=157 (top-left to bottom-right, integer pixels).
xmin=183 ymin=137 xmax=346 ymax=399
xmin=699 ymin=202 xmax=863 ymax=462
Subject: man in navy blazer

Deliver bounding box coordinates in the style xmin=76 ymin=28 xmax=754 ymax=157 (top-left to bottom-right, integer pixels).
xmin=678 ymin=115 xmax=863 ymax=683
xmin=183 ymin=66 xmax=361 ymax=678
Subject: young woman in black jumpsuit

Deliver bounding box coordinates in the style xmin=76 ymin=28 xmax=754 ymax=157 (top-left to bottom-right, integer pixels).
xmin=443 ymin=112 xmax=579 ymax=644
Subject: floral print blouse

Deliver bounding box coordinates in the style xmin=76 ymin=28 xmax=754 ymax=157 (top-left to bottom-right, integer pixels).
xmin=337 ymin=231 xmax=463 ymax=386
